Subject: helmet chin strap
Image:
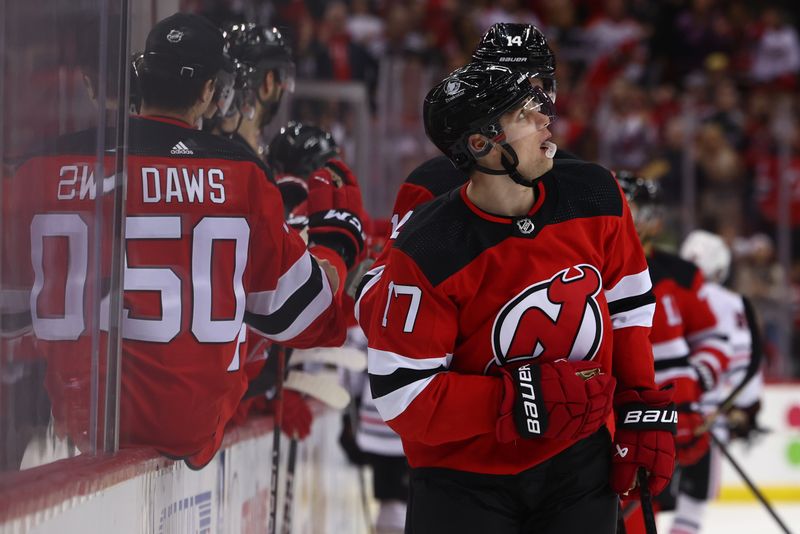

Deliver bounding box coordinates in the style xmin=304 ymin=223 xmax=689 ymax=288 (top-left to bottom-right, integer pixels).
xmin=474 ymin=141 xmax=536 ymax=188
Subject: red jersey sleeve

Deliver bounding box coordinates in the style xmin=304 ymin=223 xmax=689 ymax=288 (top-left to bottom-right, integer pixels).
xmin=364 ymin=249 xmax=505 ymax=446
xmin=243 ymin=174 xmax=346 ymax=349
xmin=601 ymin=190 xmax=657 ymax=391
xmin=353 ymin=182 xmax=438 ymax=332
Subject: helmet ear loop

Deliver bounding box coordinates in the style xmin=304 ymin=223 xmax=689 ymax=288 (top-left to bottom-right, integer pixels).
xmin=468 ymin=135 xmax=494 ymax=159
xmin=470 ymin=135 xmax=511 ymax=176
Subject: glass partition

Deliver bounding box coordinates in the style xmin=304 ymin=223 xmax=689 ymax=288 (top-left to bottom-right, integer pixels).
xmin=0 ymin=0 xmax=129 ymax=472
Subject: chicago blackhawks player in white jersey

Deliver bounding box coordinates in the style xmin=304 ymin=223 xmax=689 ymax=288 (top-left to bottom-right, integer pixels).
xmin=670 ymin=229 xmax=763 ymax=534
xmin=358 ymin=63 xmax=677 ymax=534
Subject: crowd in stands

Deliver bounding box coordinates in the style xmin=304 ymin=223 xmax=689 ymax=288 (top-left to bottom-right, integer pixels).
xmin=190 ymin=0 xmax=800 ymax=374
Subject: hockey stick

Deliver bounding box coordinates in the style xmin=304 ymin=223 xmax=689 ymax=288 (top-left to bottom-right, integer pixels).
xmin=637 ymin=468 xmax=658 ymax=534
xmin=280 ymin=370 xmax=360 ymax=534
xmin=344 ymin=373 xmax=376 ymax=534
xmin=695 ymin=296 xmax=763 ymax=436
xmin=616 ymin=500 xmax=628 ymax=534
xmin=281 ymin=434 xmax=299 ymax=534
xmin=284 ymin=370 xmax=351 ymax=409
xmin=709 ymin=432 xmax=793 ymax=534
xmin=289 ymin=347 xmax=367 ymax=372
xmin=268 ymin=346 xmax=286 ymax=534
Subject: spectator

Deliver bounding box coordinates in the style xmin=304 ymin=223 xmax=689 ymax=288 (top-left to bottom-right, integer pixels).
xmin=584 ymin=0 xmax=644 ymax=64
xmin=750 ymin=6 xmax=800 ymax=86
xmin=596 ymin=79 xmax=658 ymax=171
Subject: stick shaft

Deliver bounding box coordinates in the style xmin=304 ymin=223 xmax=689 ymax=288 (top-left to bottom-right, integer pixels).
xmin=268 ymin=347 xmax=286 ymax=534
xmin=282 ymin=438 xmax=299 ymax=534
xmin=710 ymin=433 xmax=792 ymax=534
xmin=637 ymin=468 xmax=658 ymax=534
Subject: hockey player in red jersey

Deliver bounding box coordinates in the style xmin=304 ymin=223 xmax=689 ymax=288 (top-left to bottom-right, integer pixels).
xmin=356 ymin=23 xmax=574 ymax=316
xmin=229 ymin=119 xmax=366 ymax=441
xmin=615 ymin=174 xmax=732 ymax=534
xmin=384 ymin=23 xmax=576 ymax=244
xmin=359 ymin=64 xmax=676 ymax=533
xmin=222 ymin=23 xmax=295 ymax=160
xmin=2 ymin=13 xmax=362 ymax=469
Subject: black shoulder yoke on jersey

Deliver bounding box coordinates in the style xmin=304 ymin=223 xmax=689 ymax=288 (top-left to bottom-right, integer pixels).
xmin=394 ymin=161 xmax=623 ymax=287
xmin=128 ymin=117 xmax=273 ymax=180
xmin=548 ymin=158 xmax=623 ymax=223
xmin=647 ymin=249 xmax=699 ymax=288
xmin=14 ymin=127 xmax=115 ymax=163
xmin=404 ymin=148 xmax=584 ymax=200
xmin=405 ymin=155 xmax=468 ymax=198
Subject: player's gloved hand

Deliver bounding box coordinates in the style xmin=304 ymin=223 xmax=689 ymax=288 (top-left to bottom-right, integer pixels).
xmin=276 ymin=389 xmax=313 ymax=440
xmin=611 ymin=388 xmax=677 ymax=497
xmin=726 ymin=400 xmax=761 ymax=441
xmin=276 ymin=173 xmax=309 ymax=215
xmin=306 ymin=159 xmax=366 ymax=269
xmin=675 ymin=406 xmax=710 ymax=466
xmin=496 ymin=359 xmax=616 ymax=443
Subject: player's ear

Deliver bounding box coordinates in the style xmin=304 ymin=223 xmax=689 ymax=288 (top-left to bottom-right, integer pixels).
xmin=200 ymin=78 xmax=215 ymax=105
xmin=468 ymin=134 xmax=493 ymax=159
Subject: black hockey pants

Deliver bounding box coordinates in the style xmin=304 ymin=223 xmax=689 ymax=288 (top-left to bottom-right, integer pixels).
xmin=405 ymin=428 xmax=617 ymax=534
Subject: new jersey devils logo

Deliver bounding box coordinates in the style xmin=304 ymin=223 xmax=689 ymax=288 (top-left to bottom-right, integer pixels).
xmin=489 ymin=264 xmax=604 ymax=370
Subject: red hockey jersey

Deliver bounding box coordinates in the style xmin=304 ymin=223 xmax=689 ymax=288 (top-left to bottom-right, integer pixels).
xmin=647 ymin=250 xmax=730 ymax=403
xmin=2 ymin=116 xmax=347 ymax=467
xmin=360 ymin=161 xmax=657 ymax=474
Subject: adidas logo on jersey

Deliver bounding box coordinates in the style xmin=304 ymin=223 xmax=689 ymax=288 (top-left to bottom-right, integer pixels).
xmin=170 ymin=141 xmax=194 ymax=155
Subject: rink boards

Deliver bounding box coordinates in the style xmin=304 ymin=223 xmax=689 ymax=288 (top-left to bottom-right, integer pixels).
xmin=0 ymin=386 xmax=798 ymax=533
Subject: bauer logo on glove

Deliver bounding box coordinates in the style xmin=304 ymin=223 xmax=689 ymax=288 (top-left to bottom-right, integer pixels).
xmin=621 ymin=407 xmax=678 ymax=427
xmin=496 ymin=359 xmax=615 ymax=443
xmin=514 ymin=364 xmax=544 ymax=435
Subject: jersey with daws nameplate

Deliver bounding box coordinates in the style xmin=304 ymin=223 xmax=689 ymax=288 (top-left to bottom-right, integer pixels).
xmin=1 ymin=115 xmax=346 ymax=468
xmin=358 ymin=160 xmax=657 ymax=475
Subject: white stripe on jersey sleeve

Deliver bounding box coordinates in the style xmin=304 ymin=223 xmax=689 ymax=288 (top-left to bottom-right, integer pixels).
xmin=353 ymin=264 xmax=385 ymax=323
xmin=246 ymin=252 xmax=315 ymax=316
xmin=610 ymin=302 xmax=655 ymax=329
xmin=368 ymin=347 xmax=452 ymax=422
xmin=368 ymin=347 xmax=452 ymax=376
xmin=262 ymin=274 xmax=334 ymax=342
xmin=373 ymin=375 xmax=437 ymax=421
xmin=652 ymin=337 xmax=691 ymax=360
xmin=655 ymin=366 xmax=697 ymax=385
xmin=604 ymin=269 xmax=652 ymax=303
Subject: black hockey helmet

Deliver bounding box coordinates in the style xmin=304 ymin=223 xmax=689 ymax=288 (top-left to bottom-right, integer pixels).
xmin=615 ymin=170 xmax=661 ymax=205
xmin=223 ymin=23 xmax=295 ymax=92
xmin=268 ymin=122 xmax=339 ymax=212
xmin=472 ymin=23 xmax=557 ymax=102
xmin=424 ymin=62 xmax=555 ymax=186
xmin=267 ymin=121 xmax=339 ymax=177
xmin=615 ymin=171 xmax=663 ymax=238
